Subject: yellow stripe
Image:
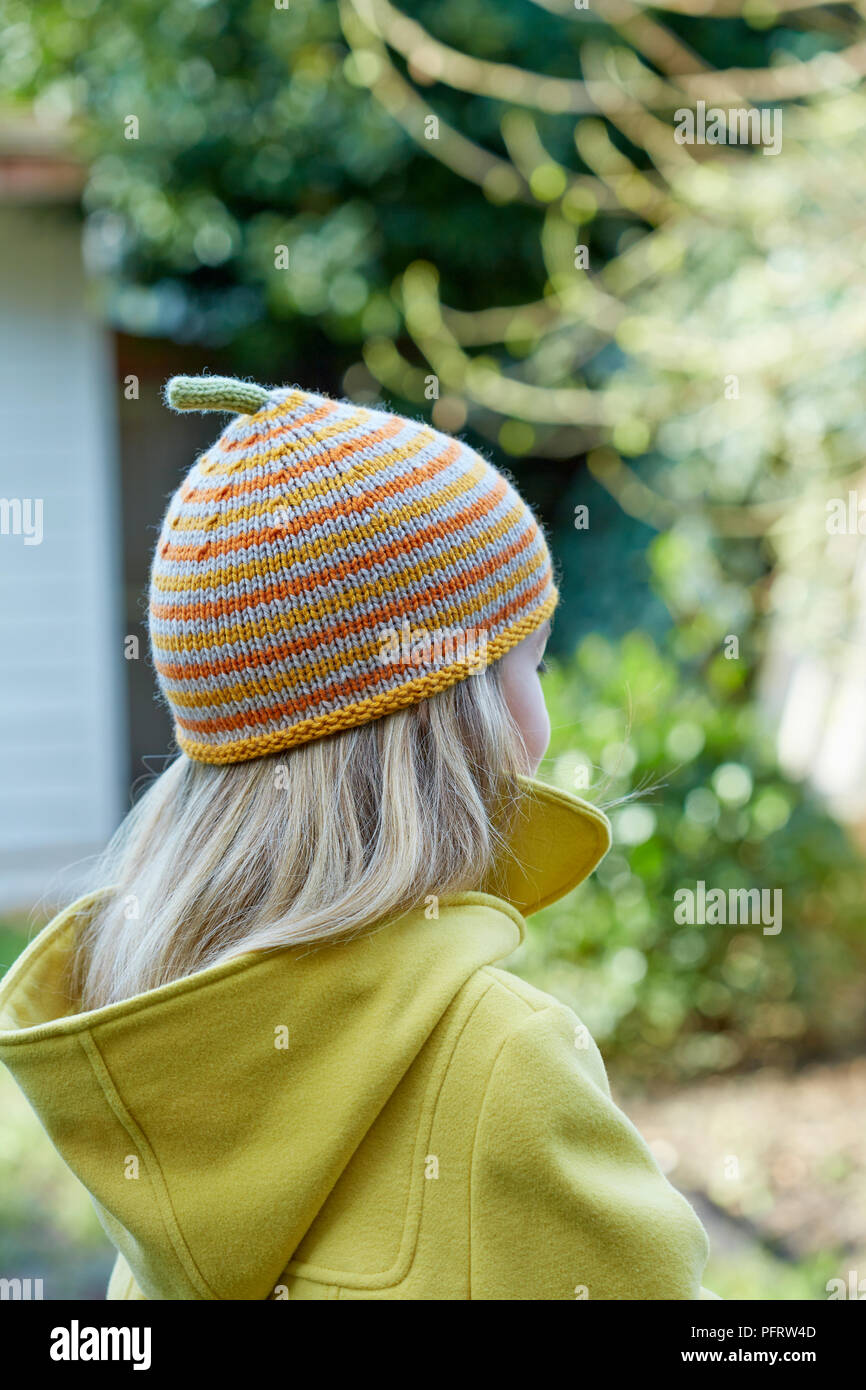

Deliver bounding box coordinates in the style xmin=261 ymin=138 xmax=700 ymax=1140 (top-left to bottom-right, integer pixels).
xmin=159 ymin=551 xmax=551 ymax=708
xmin=172 ymin=422 xmax=438 ymax=531
xmin=173 ymin=597 xmax=558 ymax=764
xmin=198 ymin=402 xmax=382 ymax=476
xmin=157 ymin=543 xmax=546 ymax=680
xmin=210 ymin=386 xmax=339 ymax=436
xmin=153 ymin=454 xmax=493 ymax=594
xmin=152 ymin=500 xmax=536 ymax=653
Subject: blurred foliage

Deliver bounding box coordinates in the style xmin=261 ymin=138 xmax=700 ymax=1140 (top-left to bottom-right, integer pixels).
xmin=0 ymin=1063 xmax=113 ymax=1299
xmin=703 ymin=1246 xmax=846 ymax=1301
xmin=625 ymin=1055 xmax=866 ymax=1266
xmin=508 ymin=626 xmax=866 ymax=1084
xmin=3 ymin=0 xmax=864 ymax=656
xmin=1 ymin=0 xmax=863 ymax=1076
xmin=0 ymin=0 xmax=601 ymax=363
xmin=1 ymin=0 xmax=865 ymax=1307
xmin=0 ymin=921 xmax=29 ymax=977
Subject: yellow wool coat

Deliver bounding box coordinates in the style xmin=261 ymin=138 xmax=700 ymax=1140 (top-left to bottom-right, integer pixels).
xmin=0 ymin=777 xmax=716 ymax=1300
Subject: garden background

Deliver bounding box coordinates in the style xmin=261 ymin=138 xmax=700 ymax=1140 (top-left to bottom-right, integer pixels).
xmin=1 ymin=0 xmax=865 ymax=1299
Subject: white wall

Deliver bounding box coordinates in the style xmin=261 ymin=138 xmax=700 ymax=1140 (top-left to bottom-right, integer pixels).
xmin=760 ymin=495 xmax=866 ymax=826
xmin=0 ymin=204 xmax=125 ymax=914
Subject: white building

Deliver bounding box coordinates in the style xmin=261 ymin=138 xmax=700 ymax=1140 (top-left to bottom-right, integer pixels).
xmin=0 ymin=115 xmax=126 ymax=912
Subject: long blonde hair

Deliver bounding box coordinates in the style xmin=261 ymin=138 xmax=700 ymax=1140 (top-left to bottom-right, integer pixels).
xmin=69 ymin=663 xmax=529 ymax=1012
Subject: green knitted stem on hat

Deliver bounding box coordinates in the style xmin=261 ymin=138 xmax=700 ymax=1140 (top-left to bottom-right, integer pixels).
xmin=165 ymin=375 xmax=272 ymax=416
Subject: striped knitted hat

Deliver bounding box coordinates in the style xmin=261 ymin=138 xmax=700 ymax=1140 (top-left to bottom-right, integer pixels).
xmin=150 ymin=375 xmax=558 ymax=764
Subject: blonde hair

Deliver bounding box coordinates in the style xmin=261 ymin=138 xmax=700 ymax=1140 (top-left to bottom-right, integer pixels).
xmin=69 ymin=663 xmax=529 ymax=1012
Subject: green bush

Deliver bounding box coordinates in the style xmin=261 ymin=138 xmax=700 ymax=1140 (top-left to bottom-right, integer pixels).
xmin=508 ymin=630 xmax=866 ymax=1085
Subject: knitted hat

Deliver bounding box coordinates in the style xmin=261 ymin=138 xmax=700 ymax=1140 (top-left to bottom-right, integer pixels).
xmin=150 ymin=375 xmax=558 ymax=764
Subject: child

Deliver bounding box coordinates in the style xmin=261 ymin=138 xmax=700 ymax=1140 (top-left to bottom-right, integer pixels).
xmin=0 ymin=376 xmax=715 ymax=1300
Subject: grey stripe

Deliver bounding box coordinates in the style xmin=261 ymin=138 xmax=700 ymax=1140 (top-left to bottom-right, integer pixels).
xmin=150 ymin=528 xmax=548 ymax=659
xmin=155 ymin=562 xmax=553 ymax=714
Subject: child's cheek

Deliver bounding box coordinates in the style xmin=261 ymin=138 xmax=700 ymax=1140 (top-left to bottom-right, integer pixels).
xmin=524 ymin=679 xmax=551 ymax=773
xmin=506 ymin=671 xmax=551 ymax=773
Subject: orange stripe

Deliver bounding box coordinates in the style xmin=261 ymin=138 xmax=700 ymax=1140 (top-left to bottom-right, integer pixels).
xmin=155 ymin=525 xmax=545 ymax=688
xmin=189 ymin=410 xmax=407 ymax=491
xmin=154 ymin=454 xmax=488 ymax=596
xmin=159 ymin=540 xmax=547 ymax=702
xmin=152 ymin=473 xmax=511 ymax=627
xmin=221 ymin=385 xmax=309 ymax=429
xmin=170 ymin=571 xmax=554 ymax=737
xmin=209 ymin=393 xmax=351 ymax=458
xmin=174 ymin=597 xmax=559 ymax=764
xmin=154 ymin=501 xmax=535 ymax=669
xmin=172 ymin=416 xmax=429 ymax=529
xmin=153 ymin=493 xmax=524 ymax=645
xmin=158 ymin=435 xmax=464 ymax=566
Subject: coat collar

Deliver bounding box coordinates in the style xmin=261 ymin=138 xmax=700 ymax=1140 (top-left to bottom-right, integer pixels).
xmin=482 ymin=774 xmax=611 ymax=918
